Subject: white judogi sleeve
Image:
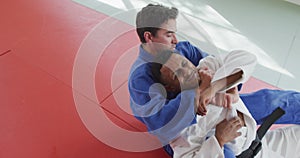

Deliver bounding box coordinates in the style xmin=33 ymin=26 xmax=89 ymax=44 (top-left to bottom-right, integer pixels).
xmin=171 ymin=135 xmax=224 ymax=158
xmin=170 ymin=110 xmax=225 ymax=158
xmin=198 ymin=50 xmax=257 ymax=91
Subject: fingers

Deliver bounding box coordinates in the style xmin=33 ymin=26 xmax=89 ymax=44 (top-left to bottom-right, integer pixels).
xmin=197 ymin=103 xmax=207 ymax=116
xmin=197 ymin=92 xmax=210 ymax=116
xmin=223 ymin=95 xmax=227 ymax=108
xmin=210 ymin=93 xmax=231 ymax=108
xmin=226 ymin=117 xmax=243 ymax=135
xmin=215 ymin=117 xmax=243 ymax=146
xmin=228 ymin=117 xmax=243 ymax=130
xmin=225 ymin=94 xmax=232 ymax=109
xmin=198 ymin=66 xmax=208 ymax=71
xmin=199 ymin=69 xmax=213 ymax=78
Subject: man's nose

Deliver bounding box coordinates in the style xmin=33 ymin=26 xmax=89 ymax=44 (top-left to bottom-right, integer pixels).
xmin=172 ymin=34 xmax=178 ymax=44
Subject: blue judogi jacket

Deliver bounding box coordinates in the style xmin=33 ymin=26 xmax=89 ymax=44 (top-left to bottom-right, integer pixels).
xmin=128 ymin=41 xmax=208 ymax=145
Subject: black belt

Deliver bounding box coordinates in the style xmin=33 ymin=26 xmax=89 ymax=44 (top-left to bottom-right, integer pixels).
xmin=236 ymin=107 xmax=285 ymax=158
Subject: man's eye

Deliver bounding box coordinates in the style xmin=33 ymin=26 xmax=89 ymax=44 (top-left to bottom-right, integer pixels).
xmin=172 ymin=71 xmax=180 ymax=80
xmin=166 ymin=33 xmax=172 ymax=37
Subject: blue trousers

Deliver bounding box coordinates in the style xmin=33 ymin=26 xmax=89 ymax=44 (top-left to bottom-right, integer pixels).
xmin=240 ymin=89 xmax=300 ymax=125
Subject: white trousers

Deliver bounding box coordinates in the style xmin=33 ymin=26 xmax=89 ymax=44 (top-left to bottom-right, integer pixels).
xmin=257 ymin=125 xmax=300 ymax=158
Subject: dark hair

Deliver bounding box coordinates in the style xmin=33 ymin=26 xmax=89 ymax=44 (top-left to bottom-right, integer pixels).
xmin=136 ymin=4 xmax=178 ymax=43
xmin=151 ymin=50 xmax=174 ymax=84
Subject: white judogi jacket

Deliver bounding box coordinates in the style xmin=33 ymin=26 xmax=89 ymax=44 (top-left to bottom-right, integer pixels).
xmin=170 ymin=50 xmax=258 ymax=158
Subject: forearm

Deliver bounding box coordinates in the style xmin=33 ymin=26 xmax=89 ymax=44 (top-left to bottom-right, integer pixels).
xmin=211 ymin=51 xmax=256 ymax=86
xmin=210 ymin=70 xmax=243 ymax=94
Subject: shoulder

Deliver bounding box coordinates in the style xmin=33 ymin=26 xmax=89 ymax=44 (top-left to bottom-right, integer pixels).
xmin=129 ymin=61 xmax=152 ymax=79
xmin=176 ymin=41 xmax=193 ymax=50
xmin=176 ymin=41 xmax=208 ymax=55
xmin=176 ymin=41 xmax=209 ymax=66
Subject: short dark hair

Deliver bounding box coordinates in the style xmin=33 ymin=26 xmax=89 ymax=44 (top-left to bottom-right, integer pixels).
xmin=151 ymin=50 xmax=174 ymax=84
xmin=136 ymin=4 xmax=178 ymax=43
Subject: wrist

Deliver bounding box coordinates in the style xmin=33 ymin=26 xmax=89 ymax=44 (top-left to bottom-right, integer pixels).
xmin=208 ymin=84 xmax=218 ymax=96
xmin=194 ymin=88 xmax=200 ymax=113
xmin=215 ymin=135 xmax=225 ymax=147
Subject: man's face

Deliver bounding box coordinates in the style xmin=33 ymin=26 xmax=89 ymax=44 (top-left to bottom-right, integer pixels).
xmin=151 ymin=19 xmax=178 ymax=51
xmin=160 ymin=53 xmax=199 ymax=93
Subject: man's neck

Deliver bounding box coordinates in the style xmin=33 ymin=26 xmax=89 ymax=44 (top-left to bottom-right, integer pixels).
xmin=141 ymin=43 xmax=158 ymax=56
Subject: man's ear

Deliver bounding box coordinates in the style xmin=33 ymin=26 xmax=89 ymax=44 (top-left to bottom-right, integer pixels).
xmin=144 ymin=31 xmax=152 ymax=43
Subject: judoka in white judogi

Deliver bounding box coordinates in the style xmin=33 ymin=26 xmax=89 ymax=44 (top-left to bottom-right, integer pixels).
xmin=167 ymin=50 xmax=300 ymax=158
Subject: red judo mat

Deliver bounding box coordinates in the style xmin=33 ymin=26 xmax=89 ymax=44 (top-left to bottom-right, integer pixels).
xmin=0 ymin=0 xmax=168 ymax=157
xmin=0 ymin=0 xmax=280 ymax=158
